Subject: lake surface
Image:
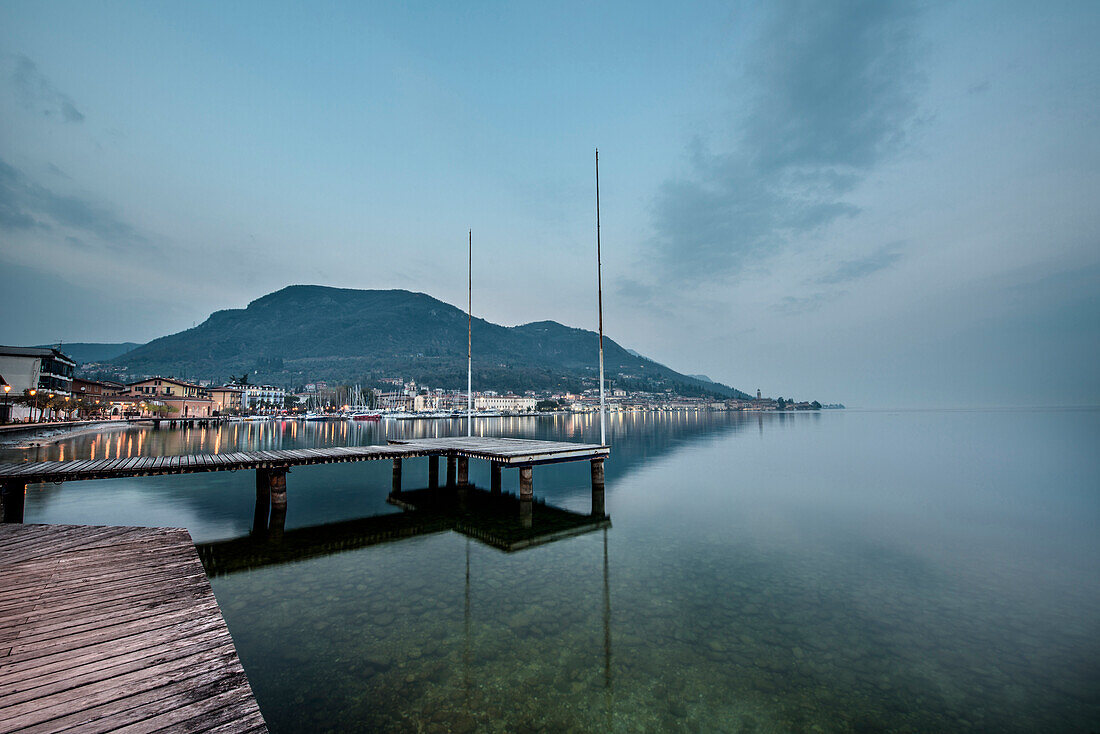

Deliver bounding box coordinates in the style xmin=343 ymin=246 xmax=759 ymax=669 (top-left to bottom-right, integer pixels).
xmin=4 ymin=409 xmax=1098 ymax=732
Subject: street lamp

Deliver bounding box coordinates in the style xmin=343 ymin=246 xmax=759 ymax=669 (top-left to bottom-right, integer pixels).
xmin=2 ymin=383 xmax=10 ymax=424
xmin=29 ymin=388 xmax=37 ymax=422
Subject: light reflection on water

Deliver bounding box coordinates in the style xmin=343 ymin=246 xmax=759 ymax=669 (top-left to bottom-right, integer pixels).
xmin=4 ymin=409 xmax=1099 ymax=732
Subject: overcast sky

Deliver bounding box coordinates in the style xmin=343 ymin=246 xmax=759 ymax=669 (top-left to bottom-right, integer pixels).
xmin=1 ymin=1 xmax=1097 ymax=408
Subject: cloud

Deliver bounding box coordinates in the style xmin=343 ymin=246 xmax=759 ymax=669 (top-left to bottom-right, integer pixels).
xmin=771 ymin=290 xmax=846 ymax=315
xmin=967 ymin=79 xmax=991 ymax=95
xmin=817 ymin=244 xmax=904 ymax=284
xmin=9 ymin=54 xmax=85 ymax=122
xmin=650 ymin=0 xmax=923 ymax=281
xmin=0 ymin=157 xmax=147 ymax=249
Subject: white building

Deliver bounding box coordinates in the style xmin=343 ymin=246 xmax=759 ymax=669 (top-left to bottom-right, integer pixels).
xmin=0 ymin=346 xmax=77 ymax=422
xmin=240 ymin=384 xmax=287 ymax=411
xmin=474 ymin=394 xmax=536 ymax=412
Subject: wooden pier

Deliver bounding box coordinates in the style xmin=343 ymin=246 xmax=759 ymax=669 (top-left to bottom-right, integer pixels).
xmin=0 ymin=524 xmax=267 ymax=733
xmin=0 ymin=437 xmax=609 ymax=523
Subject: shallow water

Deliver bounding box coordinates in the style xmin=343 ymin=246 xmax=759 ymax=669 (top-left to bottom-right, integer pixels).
xmin=5 ymin=409 xmax=1099 ymax=732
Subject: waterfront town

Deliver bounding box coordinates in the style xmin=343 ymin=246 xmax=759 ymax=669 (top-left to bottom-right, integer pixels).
xmin=0 ymin=344 xmax=832 ymax=424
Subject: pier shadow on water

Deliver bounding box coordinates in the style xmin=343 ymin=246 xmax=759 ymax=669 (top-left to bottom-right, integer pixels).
xmin=196 ymin=484 xmax=611 ymax=577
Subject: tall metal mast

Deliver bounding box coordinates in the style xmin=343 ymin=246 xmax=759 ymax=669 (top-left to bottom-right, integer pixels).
xmin=596 ymin=149 xmax=606 ymax=446
xmin=467 ymin=229 xmax=473 ymax=437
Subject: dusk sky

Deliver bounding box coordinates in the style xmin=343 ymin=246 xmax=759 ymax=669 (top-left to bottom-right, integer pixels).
xmin=2 ymin=1 xmax=1097 ymax=408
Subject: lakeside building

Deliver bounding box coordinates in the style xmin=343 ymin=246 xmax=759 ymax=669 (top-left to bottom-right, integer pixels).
xmin=127 ymin=377 xmax=214 ymax=418
xmin=209 ymin=386 xmax=243 ymax=414
xmin=0 ymin=346 xmax=76 ymax=396
xmin=71 ymin=377 xmax=126 ymax=398
xmin=238 ymin=384 xmax=287 ymax=412
xmin=475 ymin=394 xmax=537 ymax=412
xmin=0 ymin=346 xmax=76 ymax=421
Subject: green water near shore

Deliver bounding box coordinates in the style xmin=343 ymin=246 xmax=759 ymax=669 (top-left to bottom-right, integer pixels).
xmin=5 ymin=410 xmax=1098 ymax=732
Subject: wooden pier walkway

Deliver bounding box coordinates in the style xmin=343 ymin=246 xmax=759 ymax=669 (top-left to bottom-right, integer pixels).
xmin=0 ymin=524 xmax=267 ymax=733
xmin=0 ymin=438 xmax=610 ymax=523
xmin=0 ymin=437 xmax=607 ymax=484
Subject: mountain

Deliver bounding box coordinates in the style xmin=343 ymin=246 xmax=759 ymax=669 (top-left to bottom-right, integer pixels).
xmin=36 ymin=342 xmax=143 ymax=365
xmin=110 ymin=285 xmax=750 ymax=398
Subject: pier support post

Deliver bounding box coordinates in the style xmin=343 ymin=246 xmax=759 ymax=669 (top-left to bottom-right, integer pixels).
xmin=392 ymin=459 xmax=402 ymax=494
xmin=446 ymin=456 xmax=457 ymax=487
xmin=591 ymin=458 xmax=605 ymax=517
xmin=490 ymin=462 xmax=502 ymax=494
xmin=1 ymin=481 xmax=26 ymax=523
xmin=257 ymin=467 xmax=287 ymax=512
xmin=457 ymin=457 xmax=469 ymax=486
xmin=519 ymin=466 xmax=533 ymax=500
xmin=268 ymin=468 xmax=288 ymax=510
xmin=520 ymin=498 xmax=533 ymax=529
xmin=428 ymin=455 xmax=439 ymax=488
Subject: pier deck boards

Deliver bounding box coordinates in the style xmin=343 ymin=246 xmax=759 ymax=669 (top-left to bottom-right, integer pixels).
xmin=0 ymin=437 xmax=609 ymax=484
xmin=0 ymin=523 xmax=266 ymax=733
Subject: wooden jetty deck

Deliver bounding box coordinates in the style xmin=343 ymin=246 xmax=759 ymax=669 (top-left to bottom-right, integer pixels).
xmin=0 ymin=437 xmax=607 ymax=484
xmin=0 ymin=437 xmax=610 ymax=523
xmin=0 ymin=524 xmax=267 ymax=733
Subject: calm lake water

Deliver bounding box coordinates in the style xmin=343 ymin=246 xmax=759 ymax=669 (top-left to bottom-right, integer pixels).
xmin=4 ymin=409 xmax=1099 ymax=733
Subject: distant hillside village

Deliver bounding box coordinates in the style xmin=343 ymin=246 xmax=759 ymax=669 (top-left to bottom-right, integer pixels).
xmin=0 ymin=345 xmax=836 ymax=423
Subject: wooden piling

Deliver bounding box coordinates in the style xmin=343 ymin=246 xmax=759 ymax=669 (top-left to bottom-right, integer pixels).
xmin=591 ymin=459 xmax=606 ymax=517
xmin=519 ymin=466 xmax=533 ymax=500
xmin=256 ymin=467 xmax=288 ymax=509
xmin=591 ymin=458 xmax=605 ymax=490
xmin=392 ymin=458 xmax=402 ymax=494
xmin=428 ymin=455 xmax=439 ymax=488
xmin=1 ymin=480 xmax=26 ymax=523
xmin=457 ymin=456 xmax=469 ymax=486
xmin=490 ymin=461 xmax=502 ymax=494
xmin=446 ymin=455 xmax=457 ymax=487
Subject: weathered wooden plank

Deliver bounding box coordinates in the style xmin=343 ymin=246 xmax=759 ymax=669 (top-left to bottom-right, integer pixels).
xmin=4 ymin=594 xmax=221 ymax=652
xmin=0 ymin=570 xmax=210 ymax=632
xmin=0 ymin=646 xmax=243 ymax=732
xmin=23 ymin=669 xmax=255 ymax=734
xmin=57 ymin=460 xmax=95 ymax=475
xmin=0 ymin=575 xmax=209 ymax=638
xmin=0 ymin=616 xmax=229 ymax=684
xmin=106 ymin=681 xmax=258 ymax=734
xmin=0 ymin=626 xmax=229 ymax=707
xmin=0 ymin=525 xmax=265 ymax=733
